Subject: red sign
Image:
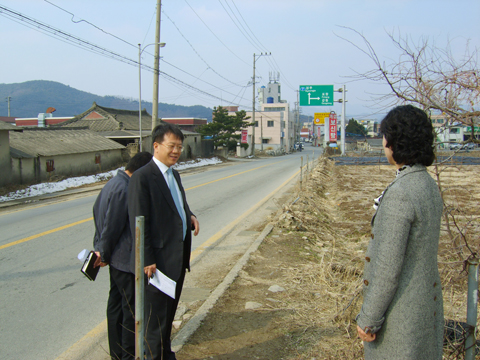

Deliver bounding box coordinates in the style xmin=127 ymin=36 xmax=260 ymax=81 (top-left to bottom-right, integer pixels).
xmin=241 ymin=129 xmax=248 ymax=144
xmin=329 ymin=112 xmax=337 ymax=142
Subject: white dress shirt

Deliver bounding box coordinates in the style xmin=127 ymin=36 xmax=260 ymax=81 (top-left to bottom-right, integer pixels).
xmin=152 ymin=157 xmax=185 ymax=214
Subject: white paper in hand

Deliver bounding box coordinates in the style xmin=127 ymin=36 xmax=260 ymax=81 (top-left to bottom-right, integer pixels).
xmin=148 ymin=269 xmax=177 ymax=299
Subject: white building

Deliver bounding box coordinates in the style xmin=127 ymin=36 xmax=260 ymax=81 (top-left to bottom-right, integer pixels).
xmin=431 ymin=114 xmax=480 ymax=148
xmin=230 ymin=74 xmax=296 ymax=153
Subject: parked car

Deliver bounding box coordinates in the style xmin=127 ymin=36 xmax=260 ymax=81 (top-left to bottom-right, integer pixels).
xmin=465 ymin=143 xmax=476 ymax=150
xmin=449 ymin=143 xmax=463 ymax=150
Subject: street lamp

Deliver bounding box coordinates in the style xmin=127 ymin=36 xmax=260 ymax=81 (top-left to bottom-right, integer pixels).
xmin=251 ymin=52 xmax=271 ymax=156
xmin=138 ymin=42 xmax=165 ymax=152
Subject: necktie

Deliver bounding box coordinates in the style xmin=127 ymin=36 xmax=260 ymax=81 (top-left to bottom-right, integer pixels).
xmin=166 ymin=168 xmax=187 ymax=239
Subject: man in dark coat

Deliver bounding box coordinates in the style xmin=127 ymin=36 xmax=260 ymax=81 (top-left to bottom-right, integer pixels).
xmin=128 ymin=123 xmax=200 ymax=360
xmin=93 ymin=151 xmax=152 ymax=360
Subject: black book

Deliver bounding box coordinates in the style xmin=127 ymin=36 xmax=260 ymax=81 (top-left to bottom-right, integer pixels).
xmin=81 ymin=251 xmax=100 ymax=281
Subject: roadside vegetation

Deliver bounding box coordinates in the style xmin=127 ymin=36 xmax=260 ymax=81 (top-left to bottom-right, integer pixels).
xmin=178 ymin=154 xmax=480 ymax=359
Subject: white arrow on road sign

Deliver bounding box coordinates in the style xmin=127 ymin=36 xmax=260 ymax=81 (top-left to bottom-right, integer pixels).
xmin=308 ymin=92 xmax=320 ymax=104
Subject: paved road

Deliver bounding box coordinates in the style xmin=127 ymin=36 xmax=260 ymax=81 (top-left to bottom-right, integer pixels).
xmin=0 ymin=148 xmax=322 ymax=360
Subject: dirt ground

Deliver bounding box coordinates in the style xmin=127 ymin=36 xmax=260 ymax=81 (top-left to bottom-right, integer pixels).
xmin=176 ymin=156 xmax=480 ymax=360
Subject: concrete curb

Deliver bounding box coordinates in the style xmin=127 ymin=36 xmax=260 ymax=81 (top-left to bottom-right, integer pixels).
xmin=171 ymin=222 xmax=275 ymax=352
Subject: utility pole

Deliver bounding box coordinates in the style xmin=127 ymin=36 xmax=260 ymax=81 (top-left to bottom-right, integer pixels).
xmin=341 ymin=84 xmax=346 ymax=155
xmin=337 ymin=85 xmax=347 ymax=156
xmin=260 ymin=116 xmax=263 ymax=151
xmin=6 ymin=96 xmax=11 ymax=117
xmin=138 ymin=44 xmax=143 ymax=152
xmin=151 ymin=0 xmax=162 ymax=131
xmin=293 ymin=90 xmax=300 ymax=143
xmin=139 ymin=42 xmax=165 ymax=152
xmin=251 ymin=52 xmax=271 ymax=156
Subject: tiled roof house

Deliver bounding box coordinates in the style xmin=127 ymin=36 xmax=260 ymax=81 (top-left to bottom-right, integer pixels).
xmin=8 ymin=127 xmax=125 ymax=184
xmin=58 ymin=102 xmax=159 ymax=138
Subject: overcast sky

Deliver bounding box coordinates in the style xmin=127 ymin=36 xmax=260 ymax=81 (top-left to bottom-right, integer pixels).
xmin=1 ymin=0 xmax=478 ymax=120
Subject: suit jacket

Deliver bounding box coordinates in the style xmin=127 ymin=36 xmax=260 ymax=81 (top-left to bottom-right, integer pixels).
xmin=128 ymin=160 xmax=192 ymax=282
xmin=93 ymin=170 xmax=132 ymax=273
xmin=357 ymin=164 xmax=444 ymax=359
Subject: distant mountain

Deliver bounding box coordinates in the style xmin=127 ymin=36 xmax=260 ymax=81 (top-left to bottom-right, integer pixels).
xmin=299 ymin=114 xmax=314 ymax=124
xmin=0 ymin=80 xmax=213 ymax=121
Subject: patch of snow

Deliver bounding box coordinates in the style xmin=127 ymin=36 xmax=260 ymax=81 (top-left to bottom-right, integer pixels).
xmin=173 ymin=157 xmax=222 ymax=170
xmin=0 ymin=157 xmax=223 ymax=203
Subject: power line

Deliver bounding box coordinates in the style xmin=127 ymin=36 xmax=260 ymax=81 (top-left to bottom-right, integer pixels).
xmin=161 ymin=59 xmax=250 ymax=105
xmin=183 ymin=0 xmax=249 ymax=67
xmin=0 ymin=5 xmax=251 ymax=109
xmin=0 ymin=5 xmax=140 ymax=67
xmin=43 ymin=0 xmax=138 ymax=49
xmin=43 ymin=1 xmax=247 ymax=96
xmin=162 ymin=9 xmax=247 ymax=88
xmin=218 ymin=0 xmax=262 ymax=51
xmin=270 ymin=55 xmax=296 ymax=91
xmin=231 ymin=0 xmax=269 ymax=51
xmin=223 ymin=1 xmax=297 ymax=92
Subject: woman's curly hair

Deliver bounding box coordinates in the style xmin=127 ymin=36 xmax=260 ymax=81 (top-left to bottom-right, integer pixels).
xmin=380 ymin=105 xmax=435 ymax=166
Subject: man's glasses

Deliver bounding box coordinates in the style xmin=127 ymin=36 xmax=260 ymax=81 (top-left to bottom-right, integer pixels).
xmin=160 ymin=143 xmax=184 ymax=152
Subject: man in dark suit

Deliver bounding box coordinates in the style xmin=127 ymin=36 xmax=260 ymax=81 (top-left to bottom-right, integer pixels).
xmin=93 ymin=151 xmax=152 ymax=360
xmin=128 ymin=123 xmax=200 ymax=360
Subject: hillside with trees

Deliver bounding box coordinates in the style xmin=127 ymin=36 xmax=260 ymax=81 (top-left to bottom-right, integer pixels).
xmin=0 ymin=80 xmax=213 ymax=121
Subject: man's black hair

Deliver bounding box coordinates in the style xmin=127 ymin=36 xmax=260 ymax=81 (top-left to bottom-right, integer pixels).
xmin=125 ymin=151 xmax=152 ymax=173
xmin=152 ymin=123 xmax=184 ymax=144
xmin=380 ymin=105 xmax=435 ymax=166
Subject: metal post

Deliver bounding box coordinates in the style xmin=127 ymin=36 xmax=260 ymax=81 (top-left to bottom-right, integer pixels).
xmin=323 ymin=117 xmax=328 ymax=149
xmin=300 ymin=156 xmax=303 ymax=189
xmin=260 ymin=116 xmax=263 ymax=151
xmin=341 ymin=84 xmax=346 ymax=156
xmin=151 ymin=0 xmax=162 ymax=130
xmin=6 ymin=96 xmax=11 ymax=117
xmin=135 ymin=216 xmax=145 ymax=360
xmin=306 ymin=155 xmax=309 ymax=174
xmin=466 ymin=256 xmax=479 ymax=360
xmin=252 ymin=53 xmax=256 ymax=157
xmin=138 ymin=44 xmax=143 ymax=152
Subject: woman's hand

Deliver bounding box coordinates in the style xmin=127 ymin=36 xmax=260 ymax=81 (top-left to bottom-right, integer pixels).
xmin=357 ymin=325 xmax=376 ymax=342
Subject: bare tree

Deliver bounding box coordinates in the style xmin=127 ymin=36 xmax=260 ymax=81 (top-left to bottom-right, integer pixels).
xmin=337 ymin=27 xmax=480 ymax=144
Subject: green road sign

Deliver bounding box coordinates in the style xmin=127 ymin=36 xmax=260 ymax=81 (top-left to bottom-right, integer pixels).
xmin=299 ymin=85 xmax=334 ymax=106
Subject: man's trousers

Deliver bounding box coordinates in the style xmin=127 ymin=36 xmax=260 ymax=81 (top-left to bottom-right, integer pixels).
xmin=144 ymin=269 xmax=186 ymax=360
xmin=107 ymin=267 xmax=135 ymax=360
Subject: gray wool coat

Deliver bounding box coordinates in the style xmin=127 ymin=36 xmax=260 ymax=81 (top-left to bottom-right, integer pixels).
xmin=356 ymin=164 xmax=444 ymax=359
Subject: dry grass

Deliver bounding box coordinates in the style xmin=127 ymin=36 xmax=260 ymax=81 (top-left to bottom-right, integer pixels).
xmin=271 ymin=157 xmax=480 ymax=359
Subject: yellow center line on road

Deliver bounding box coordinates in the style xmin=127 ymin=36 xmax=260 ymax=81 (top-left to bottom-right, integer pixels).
xmin=184 ymin=160 xmax=284 ymax=191
xmin=0 ymin=217 xmax=93 ymax=250
xmin=190 ymin=166 xmax=301 ymax=261
xmin=55 ymin=164 xmax=302 ymax=360
xmin=1 ymin=160 xmax=286 ymax=251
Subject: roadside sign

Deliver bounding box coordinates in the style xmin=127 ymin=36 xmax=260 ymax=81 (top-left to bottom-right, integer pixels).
xmin=241 ymin=129 xmax=248 ymax=143
xmin=329 ymin=112 xmax=337 ymax=142
xmin=299 ymin=85 xmax=334 ymax=106
xmin=314 ymin=112 xmax=329 ymax=125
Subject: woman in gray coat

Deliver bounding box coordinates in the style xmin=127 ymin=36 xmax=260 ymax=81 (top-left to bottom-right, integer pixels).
xmin=356 ymin=105 xmax=444 ymax=359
